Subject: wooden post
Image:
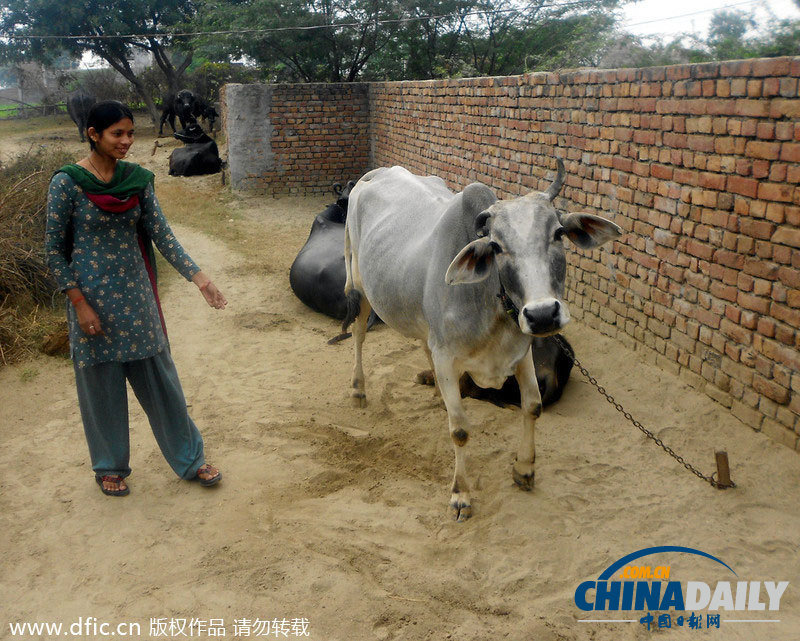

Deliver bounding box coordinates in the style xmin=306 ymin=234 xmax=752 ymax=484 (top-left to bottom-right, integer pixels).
xmin=715 ymin=451 xmax=733 ymax=489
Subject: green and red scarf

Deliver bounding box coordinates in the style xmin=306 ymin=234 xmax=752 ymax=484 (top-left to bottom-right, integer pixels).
xmin=56 ymin=161 xmax=168 ymax=337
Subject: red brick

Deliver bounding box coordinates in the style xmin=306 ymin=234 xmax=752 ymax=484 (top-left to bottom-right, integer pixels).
xmin=753 ymin=375 xmax=790 ymax=404
xmin=772 ymin=227 xmax=800 ymax=248
xmin=740 ymin=219 xmax=776 ymax=240
xmin=727 ymin=176 xmax=758 ymax=198
xmin=758 ymin=183 xmax=795 ymax=202
xmin=781 ymin=143 xmax=800 ymax=162
xmin=734 ymin=100 xmax=770 ymax=118
xmin=771 ymin=302 xmax=800 ymax=330
xmin=738 ymin=292 xmax=771 ymax=314
xmin=746 ymin=141 xmax=781 ymax=160
xmin=752 ymin=58 xmax=792 ymax=76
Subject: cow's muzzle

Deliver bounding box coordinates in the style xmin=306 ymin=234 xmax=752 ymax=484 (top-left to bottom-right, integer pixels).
xmin=521 ymin=299 xmax=567 ymax=335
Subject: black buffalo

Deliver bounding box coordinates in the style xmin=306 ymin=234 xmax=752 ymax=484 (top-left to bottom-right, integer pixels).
xmin=192 ymin=97 xmax=219 ymax=133
xmin=159 ymin=89 xmax=198 ymax=136
xmin=290 ymin=182 xmax=380 ymax=340
xmin=290 ymin=181 xmax=355 ymax=320
xmin=416 ymin=335 xmax=574 ymax=407
xmin=168 ymin=123 xmax=222 ymax=176
xmin=66 ymin=91 xmax=96 ymax=142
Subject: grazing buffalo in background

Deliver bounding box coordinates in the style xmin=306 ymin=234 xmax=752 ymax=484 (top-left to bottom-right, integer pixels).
xmin=343 ymin=160 xmax=622 ymax=520
xmin=66 ymin=91 xmax=96 ymax=142
xmin=416 ymin=334 xmax=574 ymax=408
xmin=192 ymin=97 xmax=219 ymax=133
xmin=159 ymin=89 xmax=198 ymax=136
xmin=289 ymin=182 xmax=379 ymax=341
xmin=168 ymin=123 xmax=222 ymax=176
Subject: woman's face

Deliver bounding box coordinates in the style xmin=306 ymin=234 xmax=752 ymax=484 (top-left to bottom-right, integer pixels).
xmin=90 ymin=117 xmax=135 ymax=159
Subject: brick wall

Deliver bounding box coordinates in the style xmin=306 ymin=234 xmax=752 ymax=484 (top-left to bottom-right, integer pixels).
xmin=223 ymin=57 xmax=800 ymax=450
xmin=221 ymin=82 xmax=370 ymax=194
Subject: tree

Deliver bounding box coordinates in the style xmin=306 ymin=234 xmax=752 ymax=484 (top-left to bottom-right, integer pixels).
xmin=192 ymin=0 xmax=401 ymax=83
xmin=0 ymin=0 xmax=198 ymax=122
xmin=192 ymin=0 xmax=629 ymax=81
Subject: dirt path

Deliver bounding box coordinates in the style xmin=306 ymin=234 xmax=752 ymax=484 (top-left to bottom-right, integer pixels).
xmin=1 ymin=117 xmax=799 ymax=641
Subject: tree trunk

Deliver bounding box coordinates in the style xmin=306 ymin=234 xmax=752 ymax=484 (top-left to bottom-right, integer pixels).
xmin=93 ymin=46 xmax=161 ymax=123
xmin=148 ymin=41 xmax=193 ymax=95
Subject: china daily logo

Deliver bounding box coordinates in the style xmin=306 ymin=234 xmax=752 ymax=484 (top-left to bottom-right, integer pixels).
xmin=575 ymin=546 xmax=788 ymax=631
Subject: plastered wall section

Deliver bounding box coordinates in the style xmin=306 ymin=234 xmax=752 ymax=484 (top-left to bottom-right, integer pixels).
xmin=221 ymin=82 xmax=369 ymax=194
xmin=222 ymin=57 xmax=800 ymax=450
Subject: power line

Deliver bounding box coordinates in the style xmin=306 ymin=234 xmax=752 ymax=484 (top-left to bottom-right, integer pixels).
xmin=2 ymin=1 xmax=598 ymax=40
xmin=622 ymin=0 xmax=760 ymax=29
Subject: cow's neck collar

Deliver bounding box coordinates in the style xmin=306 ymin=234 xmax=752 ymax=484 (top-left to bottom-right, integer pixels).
xmin=497 ymin=283 xmax=520 ymax=319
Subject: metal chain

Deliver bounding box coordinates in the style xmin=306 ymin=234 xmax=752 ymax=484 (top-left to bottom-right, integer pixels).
xmin=553 ymin=335 xmax=735 ymax=489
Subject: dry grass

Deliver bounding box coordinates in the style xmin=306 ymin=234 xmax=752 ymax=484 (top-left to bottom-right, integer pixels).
xmin=0 ymin=148 xmax=76 ymax=365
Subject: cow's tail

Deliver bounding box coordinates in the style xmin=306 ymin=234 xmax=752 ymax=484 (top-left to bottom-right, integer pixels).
xmin=340 ymin=290 xmax=362 ymax=334
xmin=342 ymin=219 xmax=359 ymax=334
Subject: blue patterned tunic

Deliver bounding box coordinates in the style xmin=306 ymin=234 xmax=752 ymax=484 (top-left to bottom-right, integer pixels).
xmin=46 ymin=172 xmax=200 ymax=368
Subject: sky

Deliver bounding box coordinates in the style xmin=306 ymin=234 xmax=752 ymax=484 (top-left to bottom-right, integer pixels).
xmin=620 ymin=0 xmax=800 ymax=40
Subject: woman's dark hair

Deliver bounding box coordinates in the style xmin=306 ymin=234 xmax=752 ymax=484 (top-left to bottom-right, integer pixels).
xmin=86 ymin=100 xmax=134 ymax=150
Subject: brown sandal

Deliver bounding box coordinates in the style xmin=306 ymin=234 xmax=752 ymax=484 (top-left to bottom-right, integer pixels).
xmin=192 ymin=464 xmax=222 ymax=487
xmin=95 ymin=475 xmax=129 ymax=496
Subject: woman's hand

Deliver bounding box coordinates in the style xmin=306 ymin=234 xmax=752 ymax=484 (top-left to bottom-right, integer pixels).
xmin=74 ymin=300 xmax=104 ymax=336
xmin=192 ymin=271 xmax=227 ymax=309
xmin=200 ymin=280 xmax=227 ymax=309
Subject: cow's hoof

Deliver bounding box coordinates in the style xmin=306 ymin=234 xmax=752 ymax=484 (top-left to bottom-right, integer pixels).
xmin=351 ymin=392 xmax=367 ymax=408
xmin=415 ymin=369 xmax=435 ymax=386
xmin=512 ymin=466 xmax=535 ymax=491
xmin=450 ymin=495 xmax=472 ymax=522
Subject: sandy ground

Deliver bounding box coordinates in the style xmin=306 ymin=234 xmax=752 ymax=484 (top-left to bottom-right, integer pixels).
xmin=1 ymin=117 xmax=800 ymax=641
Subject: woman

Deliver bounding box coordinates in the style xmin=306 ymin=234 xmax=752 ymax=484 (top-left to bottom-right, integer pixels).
xmin=46 ymin=100 xmax=226 ymax=496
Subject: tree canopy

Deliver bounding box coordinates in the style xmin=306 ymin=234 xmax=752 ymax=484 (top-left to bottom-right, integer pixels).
xmin=1 ymin=0 xmax=798 ymax=110
xmin=0 ymin=0 xmax=198 ymax=120
xmin=189 ymin=0 xmax=626 ymax=82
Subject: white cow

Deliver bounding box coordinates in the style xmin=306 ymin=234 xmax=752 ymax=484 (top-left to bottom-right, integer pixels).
xmin=343 ymin=160 xmax=622 ymax=520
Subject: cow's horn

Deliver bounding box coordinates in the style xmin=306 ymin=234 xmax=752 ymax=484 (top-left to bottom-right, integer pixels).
xmin=475 ymin=211 xmax=492 ymax=237
xmin=544 ymin=158 xmax=565 ymax=202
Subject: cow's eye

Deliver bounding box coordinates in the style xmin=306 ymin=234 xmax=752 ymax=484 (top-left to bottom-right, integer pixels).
xmin=553 ymin=227 xmax=565 ymax=242
xmin=489 ymin=241 xmax=503 ymax=254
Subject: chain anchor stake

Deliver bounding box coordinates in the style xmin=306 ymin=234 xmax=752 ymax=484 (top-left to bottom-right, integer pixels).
xmin=714 ymin=451 xmax=734 ymax=490
xmin=553 ymin=335 xmax=736 ymax=490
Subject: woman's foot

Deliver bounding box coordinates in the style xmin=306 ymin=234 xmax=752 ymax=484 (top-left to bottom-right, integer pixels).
xmin=95 ymin=475 xmax=129 ymax=496
xmin=193 ymin=463 xmax=222 ymax=487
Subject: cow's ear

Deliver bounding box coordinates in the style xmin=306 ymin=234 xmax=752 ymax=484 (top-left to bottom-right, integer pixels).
xmin=560 ymin=213 xmax=623 ymax=250
xmin=446 ymin=237 xmax=499 ymax=285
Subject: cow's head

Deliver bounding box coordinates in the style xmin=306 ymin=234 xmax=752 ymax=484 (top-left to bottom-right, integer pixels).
xmin=445 ymin=159 xmax=622 ymax=336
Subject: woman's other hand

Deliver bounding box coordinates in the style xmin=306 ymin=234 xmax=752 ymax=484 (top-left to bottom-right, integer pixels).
xmin=74 ymin=300 xmax=104 ymax=336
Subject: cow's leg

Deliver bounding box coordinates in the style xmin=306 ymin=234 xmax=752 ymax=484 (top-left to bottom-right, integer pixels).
xmin=432 ymin=352 xmax=472 ymax=521
xmin=344 ymin=237 xmax=371 ymax=408
xmin=420 ymin=344 xmax=441 ymax=397
xmin=350 ymin=293 xmax=371 ymax=408
xmin=512 ymin=346 xmax=541 ymax=490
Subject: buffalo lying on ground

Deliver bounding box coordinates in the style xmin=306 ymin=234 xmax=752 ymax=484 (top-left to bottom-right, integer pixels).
xmin=290 ymin=182 xmax=355 ymax=320
xmin=168 ymin=123 xmax=222 ymax=176
xmin=66 ymin=91 xmax=96 ymax=142
xmin=415 ymin=334 xmax=574 ymax=407
xmin=289 ymin=182 xmax=380 ymax=341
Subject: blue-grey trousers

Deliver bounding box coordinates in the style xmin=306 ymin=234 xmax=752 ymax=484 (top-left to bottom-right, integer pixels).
xmin=73 ymin=350 xmax=205 ymax=480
